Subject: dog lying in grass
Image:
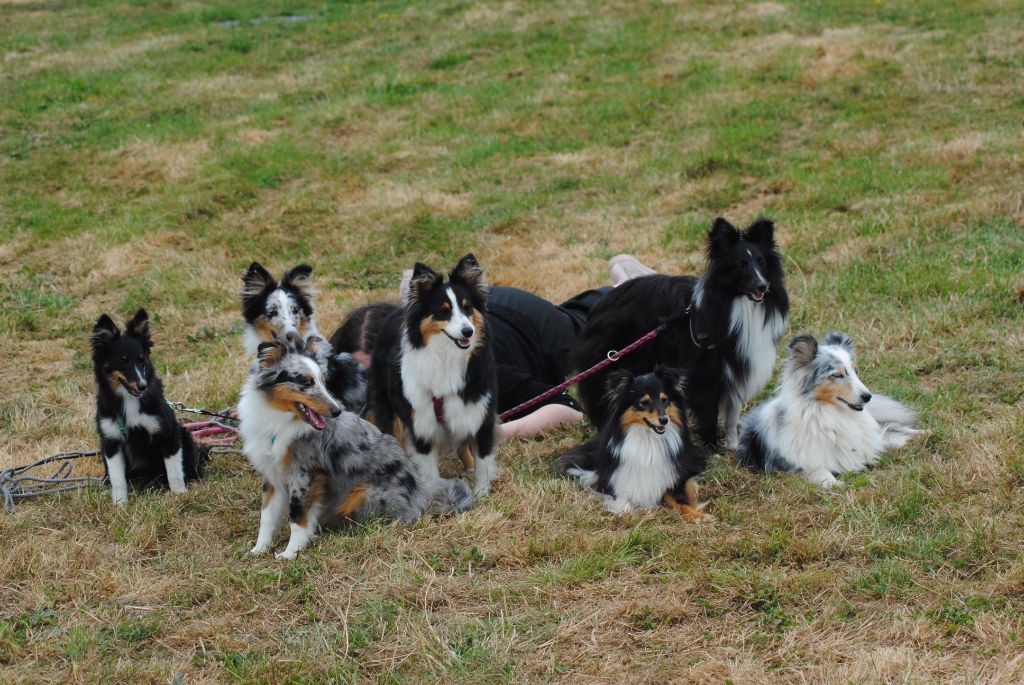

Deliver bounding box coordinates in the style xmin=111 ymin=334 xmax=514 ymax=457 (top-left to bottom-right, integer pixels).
xmin=737 ymin=332 xmax=922 ymax=488
xmin=90 ymin=309 xmax=207 ymax=505
xmin=237 ymin=338 xmax=472 ymax=560
xmin=557 ymin=366 xmax=711 ymax=521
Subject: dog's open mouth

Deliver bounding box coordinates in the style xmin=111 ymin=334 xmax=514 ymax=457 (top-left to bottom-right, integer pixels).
xmin=837 ymin=397 xmax=865 ymax=412
xmin=748 ymin=291 xmax=766 ymax=302
xmin=644 ymin=418 xmax=667 ymax=435
xmin=118 ymin=378 xmax=145 ymax=398
xmin=296 ymin=402 xmax=327 ymax=429
xmin=444 ymin=331 xmax=472 ymax=349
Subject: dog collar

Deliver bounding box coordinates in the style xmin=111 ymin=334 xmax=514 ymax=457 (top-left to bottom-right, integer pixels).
xmin=432 ymin=396 xmax=445 ymax=424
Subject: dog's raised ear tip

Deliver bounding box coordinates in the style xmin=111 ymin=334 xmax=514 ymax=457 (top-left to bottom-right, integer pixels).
xmin=133 ymin=307 xmax=148 ymax=320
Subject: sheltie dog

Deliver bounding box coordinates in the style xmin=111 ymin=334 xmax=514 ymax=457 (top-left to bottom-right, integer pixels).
xmin=737 ymin=332 xmax=922 ymax=488
xmin=241 ymin=261 xmax=366 ymax=411
xmin=237 ymin=338 xmax=473 ymax=560
xmin=366 ymin=254 xmax=500 ymax=497
xmin=574 ymin=217 xmax=789 ymax=449
xmin=557 ymin=366 xmax=710 ymax=520
xmin=90 ymin=309 xmax=207 ymax=505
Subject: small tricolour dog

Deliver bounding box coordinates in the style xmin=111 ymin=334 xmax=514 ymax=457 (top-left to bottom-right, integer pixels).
xmin=241 ymin=261 xmax=365 ymax=411
xmin=366 ymin=254 xmax=500 ymax=497
xmin=574 ymin=217 xmax=789 ymax=450
xmin=557 ymin=366 xmax=711 ymax=521
xmin=90 ymin=309 xmax=207 ymax=505
xmin=737 ymin=332 xmax=922 ymax=488
xmin=237 ymin=338 xmax=472 ymax=560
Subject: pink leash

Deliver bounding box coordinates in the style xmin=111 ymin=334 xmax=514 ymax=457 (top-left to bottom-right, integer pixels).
xmin=498 ymin=323 xmax=666 ymax=422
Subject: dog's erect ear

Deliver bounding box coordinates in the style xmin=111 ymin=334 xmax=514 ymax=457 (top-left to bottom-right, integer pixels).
xmin=788 ymin=334 xmax=818 ymax=367
xmin=282 ymin=264 xmax=315 ymax=303
xmin=655 ymin=364 xmax=687 ymax=398
xmin=450 ymin=253 xmax=488 ymax=302
xmin=822 ymin=331 xmax=856 ymax=357
xmin=242 ymin=262 xmax=275 ymax=301
xmin=707 ymin=217 xmax=741 ymax=259
xmin=125 ymin=308 xmax=153 ymax=350
xmin=408 ymin=262 xmax=441 ymax=305
xmin=744 ymin=218 xmax=776 ymax=248
xmin=257 ymin=341 xmax=285 ymax=369
xmin=603 ymin=369 xmax=634 ymax=407
xmin=90 ymin=314 xmax=120 ymax=354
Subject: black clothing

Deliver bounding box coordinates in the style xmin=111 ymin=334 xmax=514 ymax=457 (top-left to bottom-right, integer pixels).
xmin=488 ymin=286 xmax=610 ymax=417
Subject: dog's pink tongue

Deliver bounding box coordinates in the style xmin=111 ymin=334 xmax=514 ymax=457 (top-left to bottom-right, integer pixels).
xmin=310 ymin=410 xmax=325 ymax=430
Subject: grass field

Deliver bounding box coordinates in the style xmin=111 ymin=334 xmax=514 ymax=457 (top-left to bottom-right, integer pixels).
xmin=2 ymin=0 xmax=1023 ymax=681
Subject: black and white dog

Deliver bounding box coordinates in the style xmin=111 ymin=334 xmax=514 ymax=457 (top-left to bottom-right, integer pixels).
xmin=366 ymin=254 xmax=500 ymax=496
xmin=737 ymin=333 xmax=921 ymax=488
xmin=574 ymin=218 xmax=789 ymax=449
xmin=241 ymin=262 xmax=365 ymax=411
xmin=558 ymin=366 xmax=711 ymax=520
xmin=237 ymin=338 xmax=472 ymax=560
xmin=90 ymin=309 xmax=207 ymax=505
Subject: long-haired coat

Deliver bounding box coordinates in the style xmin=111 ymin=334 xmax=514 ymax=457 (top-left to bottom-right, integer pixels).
xmin=557 ymin=366 xmax=711 ymax=520
xmin=366 ymin=254 xmax=500 ymax=496
xmin=90 ymin=309 xmax=207 ymax=505
xmin=737 ymin=332 xmax=922 ymax=488
xmin=237 ymin=339 xmax=472 ymax=560
xmin=573 ymin=217 xmax=788 ymax=449
xmin=241 ymin=262 xmax=365 ymax=411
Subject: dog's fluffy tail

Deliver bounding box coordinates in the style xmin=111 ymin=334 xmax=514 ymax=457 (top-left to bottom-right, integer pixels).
xmin=868 ymin=394 xmax=922 ymax=449
xmin=555 ymin=439 xmax=602 ymax=488
xmin=427 ymin=478 xmax=474 ymax=513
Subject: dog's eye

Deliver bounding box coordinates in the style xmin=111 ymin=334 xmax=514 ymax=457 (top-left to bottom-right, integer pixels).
xmin=137 ymin=356 xmax=144 ymax=363
xmin=268 ymin=309 xmax=278 ymax=317
xmin=121 ymin=355 xmax=127 ymax=362
xmin=659 ymin=394 xmax=668 ymax=402
xmin=757 ymin=256 xmax=765 ymax=266
xmin=291 ymin=306 xmax=299 ymax=315
xmin=831 ymin=373 xmax=844 ymax=379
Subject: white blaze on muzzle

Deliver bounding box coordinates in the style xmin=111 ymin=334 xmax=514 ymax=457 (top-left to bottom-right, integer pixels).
xmin=267 ymin=290 xmax=302 ymax=342
xmin=443 ymin=287 xmax=475 ymax=349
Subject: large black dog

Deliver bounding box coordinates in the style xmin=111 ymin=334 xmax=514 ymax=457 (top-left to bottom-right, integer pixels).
xmin=573 ymin=217 xmax=789 ymax=449
xmin=91 ymin=309 xmax=207 ymax=505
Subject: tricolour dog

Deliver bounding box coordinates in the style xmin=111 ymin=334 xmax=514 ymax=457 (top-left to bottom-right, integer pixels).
xmin=737 ymin=332 xmax=922 ymax=488
xmin=237 ymin=338 xmax=472 ymax=560
xmin=366 ymin=254 xmax=500 ymax=496
xmin=574 ymin=217 xmax=789 ymax=449
xmin=241 ymin=261 xmax=365 ymax=411
xmin=91 ymin=309 xmax=207 ymax=505
xmin=557 ymin=366 xmax=710 ymax=520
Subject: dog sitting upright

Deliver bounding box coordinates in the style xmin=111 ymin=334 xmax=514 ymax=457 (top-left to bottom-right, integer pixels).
xmin=237 ymin=338 xmax=472 ymax=560
xmin=557 ymin=366 xmax=711 ymax=520
xmin=90 ymin=309 xmax=207 ymax=505
xmin=240 ymin=261 xmax=365 ymax=411
xmin=737 ymin=332 xmax=922 ymax=488
xmin=366 ymin=254 xmax=500 ymax=496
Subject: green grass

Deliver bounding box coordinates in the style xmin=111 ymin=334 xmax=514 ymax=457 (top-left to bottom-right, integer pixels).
xmin=1 ymin=0 xmax=1023 ymax=682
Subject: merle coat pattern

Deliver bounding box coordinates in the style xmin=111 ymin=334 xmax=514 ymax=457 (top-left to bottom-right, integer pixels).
xmin=366 ymin=254 xmax=500 ymax=496
xmin=241 ymin=261 xmax=366 ymax=411
xmin=573 ymin=217 xmax=789 ymax=449
xmin=557 ymin=366 xmax=710 ymax=520
xmin=91 ymin=309 xmax=206 ymax=505
xmin=237 ymin=339 xmax=472 ymax=560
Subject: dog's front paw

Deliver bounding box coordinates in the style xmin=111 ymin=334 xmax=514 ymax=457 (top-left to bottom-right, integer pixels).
xmin=169 ymin=481 xmax=187 ymax=494
xmin=250 ymin=544 xmax=270 ymax=555
xmin=602 ymin=496 xmax=635 ymax=514
xmin=111 ymin=489 xmax=128 ymax=507
xmin=275 ymin=550 xmax=298 ymax=561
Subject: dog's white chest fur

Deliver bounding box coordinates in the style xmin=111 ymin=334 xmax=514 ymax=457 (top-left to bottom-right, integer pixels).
xmin=609 ymin=425 xmax=681 ymax=508
xmin=726 ymin=296 xmax=786 ymax=402
xmin=401 ymin=334 xmax=490 ymax=441
xmin=767 ymin=397 xmax=884 ymax=474
xmin=237 ymin=381 xmax=311 ymax=480
xmin=103 ymin=395 xmax=161 ymax=438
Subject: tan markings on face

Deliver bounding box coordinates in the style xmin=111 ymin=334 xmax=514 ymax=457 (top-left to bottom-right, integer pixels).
xmin=419 ymin=318 xmax=447 ymax=345
xmin=814 ymin=366 xmax=855 ymax=405
xmin=298 ymin=317 xmax=310 ymax=339
xmin=261 ymin=481 xmax=275 ymax=509
xmin=298 ymin=472 xmax=327 ymax=527
xmin=253 ymin=315 xmax=274 ymax=342
xmin=107 ymin=371 xmax=127 ymax=392
xmin=667 ymin=404 xmax=685 ymax=427
xmin=337 ymin=483 xmax=369 ymax=518
xmin=621 ymin=405 xmax=661 ymax=430
xmin=441 ymin=301 xmax=451 ymax=311
xmin=461 ymin=299 xmax=470 ymax=309
xmin=267 ymin=385 xmax=334 ymax=422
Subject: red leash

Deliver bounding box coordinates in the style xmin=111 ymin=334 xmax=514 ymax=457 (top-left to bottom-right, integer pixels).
xmin=498 ymin=323 xmax=666 ymax=422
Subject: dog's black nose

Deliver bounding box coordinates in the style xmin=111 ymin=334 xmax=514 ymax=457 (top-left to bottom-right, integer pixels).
xmin=461 ymin=326 xmax=474 ymax=338
xmin=861 ymin=392 xmax=872 ymax=403
xmin=756 ymin=283 xmax=768 ymax=293
xmin=286 ymin=331 xmax=298 ymax=343
xmin=659 ymin=414 xmax=669 ymax=426
xmin=330 ymin=405 xmax=342 ymax=418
